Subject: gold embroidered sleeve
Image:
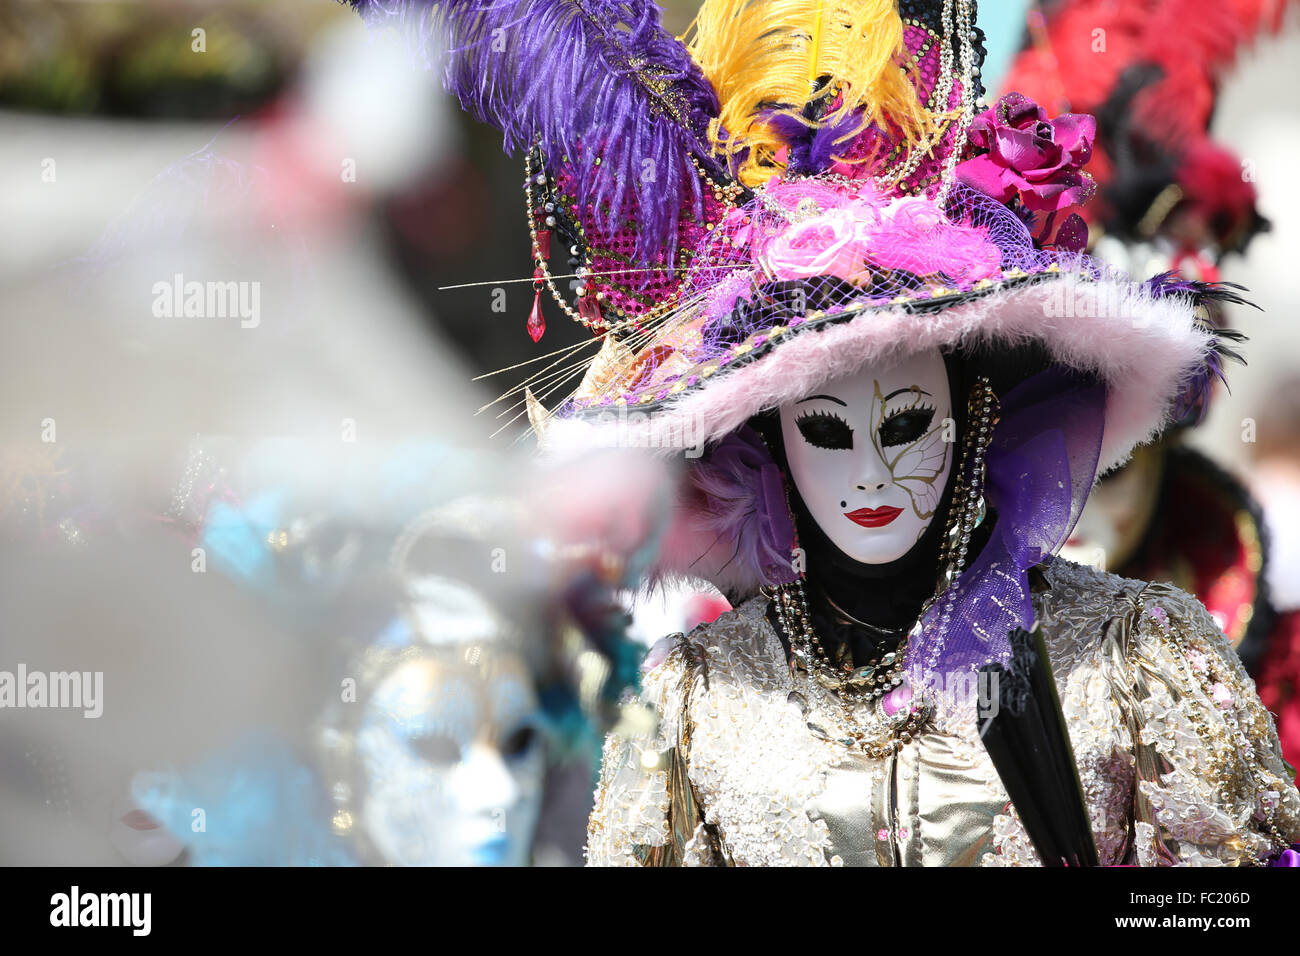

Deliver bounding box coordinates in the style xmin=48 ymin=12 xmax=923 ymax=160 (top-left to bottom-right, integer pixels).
xmin=584 ymin=635 xmax=726 ymax=866
xmin=1106 ymin=582 xmax=1300 ymax=865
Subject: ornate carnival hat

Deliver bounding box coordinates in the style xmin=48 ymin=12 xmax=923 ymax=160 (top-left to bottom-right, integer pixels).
xmin=350 ymin=0 xmax=1236 ymax=465
xmin=349 ymin=0 xmax=1246 ymax=673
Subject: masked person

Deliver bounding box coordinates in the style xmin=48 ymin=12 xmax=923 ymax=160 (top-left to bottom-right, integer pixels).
xmin=122 ymin=462 xmax=663 ymax=866
xmin=347 ymin=0 xmax=1300 ymax=866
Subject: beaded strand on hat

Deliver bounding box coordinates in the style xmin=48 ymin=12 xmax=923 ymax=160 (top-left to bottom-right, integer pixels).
xmin=874 ymin=0 xmax=979 ymax=200
xmin=874 ymin=0 xmax=958 ymax=191
xmin=933 ymin=0 xmax=979 ymax=207
xmin=522 ymin=149 xmax=746 ymax=342
xmin=523 ymin=149 xmax=606 ymax=339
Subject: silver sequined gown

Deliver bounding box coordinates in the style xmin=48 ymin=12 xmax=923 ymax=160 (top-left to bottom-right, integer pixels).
xmin=586 ymin=560 xmax=1300 ymax=866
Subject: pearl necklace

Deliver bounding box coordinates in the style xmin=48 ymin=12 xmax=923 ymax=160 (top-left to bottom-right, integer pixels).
xmin=772 ymin=578 xmax=908 ymax=704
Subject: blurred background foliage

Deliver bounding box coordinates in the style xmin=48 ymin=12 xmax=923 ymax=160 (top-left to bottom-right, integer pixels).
xmin=0 ymin=1 xmax=340 ymax=117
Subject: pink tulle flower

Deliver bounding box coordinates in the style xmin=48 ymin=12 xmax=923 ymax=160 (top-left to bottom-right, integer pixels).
xmin=957 ymin=91 xmax=1097 ymax=213
xmin=764 ymin=206 xmax=874 ymax=282
xmin=861 ymin=198 xmax=1003 ymax=283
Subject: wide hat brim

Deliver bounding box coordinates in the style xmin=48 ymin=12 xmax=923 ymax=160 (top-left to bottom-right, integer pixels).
xmin=549 ymin=268 xmax=1213 ymax=476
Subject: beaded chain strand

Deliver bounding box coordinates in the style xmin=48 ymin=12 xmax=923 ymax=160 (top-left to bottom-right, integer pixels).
xmin=522 ymin=150 xmax=744 ymax=335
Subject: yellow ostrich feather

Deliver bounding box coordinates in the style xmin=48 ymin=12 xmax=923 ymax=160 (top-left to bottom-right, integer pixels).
xmin=684 ymin=0 xmax=933 ymax=188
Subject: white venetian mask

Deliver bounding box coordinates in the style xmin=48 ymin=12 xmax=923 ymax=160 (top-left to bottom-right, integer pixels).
xmin=779 ymin=349 xmax=954 ymax=565
xmin=357 ymin=649 xmax=545 ymax=867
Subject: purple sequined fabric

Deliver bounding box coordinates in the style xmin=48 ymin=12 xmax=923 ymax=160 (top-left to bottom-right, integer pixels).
xmin=905 ymin=367 xmax=1106 ymax=679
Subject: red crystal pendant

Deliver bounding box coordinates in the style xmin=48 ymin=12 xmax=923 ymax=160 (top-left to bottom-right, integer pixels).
xmin=577 ymin=294 xmax=603 ymax=326
xmin=534 ymin=229 xmax=551 ymax=260
xmin=527 ymin=289 xmax=546 ymax=343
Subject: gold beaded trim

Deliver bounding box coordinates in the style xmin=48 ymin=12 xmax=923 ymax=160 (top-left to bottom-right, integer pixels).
xmin=570 ymin=266 xmax=1067 ymax=410
xmin=1156 ymin=611 xmax=1294 ymax=854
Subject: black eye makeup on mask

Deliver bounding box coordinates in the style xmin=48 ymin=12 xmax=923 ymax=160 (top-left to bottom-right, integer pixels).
xmin=794 ymin=410 xmax=853 ymax=450
xmin=878 ymin=404 xmax=936 ymax=448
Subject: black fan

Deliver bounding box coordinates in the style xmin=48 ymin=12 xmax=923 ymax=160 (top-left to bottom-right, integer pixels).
xmin=978 ymin=625 xmax=1099 ymax=867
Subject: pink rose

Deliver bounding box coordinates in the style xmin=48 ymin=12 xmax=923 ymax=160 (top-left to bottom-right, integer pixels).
xmin=956 ymin=91 xmax=1096 ymax=213
xmin=765 ymin=206 xmax=873 ymax=283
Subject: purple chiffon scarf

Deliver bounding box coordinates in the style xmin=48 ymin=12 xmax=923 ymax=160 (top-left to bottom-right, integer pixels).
xmin=906 ymin=367 xmax=1107 ymax=681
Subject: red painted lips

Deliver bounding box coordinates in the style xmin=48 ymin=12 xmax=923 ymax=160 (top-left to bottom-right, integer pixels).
xmin=843 ymin=506 xmax=903 ymax=528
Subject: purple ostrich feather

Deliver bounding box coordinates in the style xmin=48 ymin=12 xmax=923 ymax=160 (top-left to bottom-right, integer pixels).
xmin=1143 ymin=271 xmax=1254 ymax=423
xmin=345 ymin=0 xmax=723 ymax=264
xmin=689 ymin=426 xmax=798 ymax=589
xmin=762 ymin=110 xmax=864 ymax=177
